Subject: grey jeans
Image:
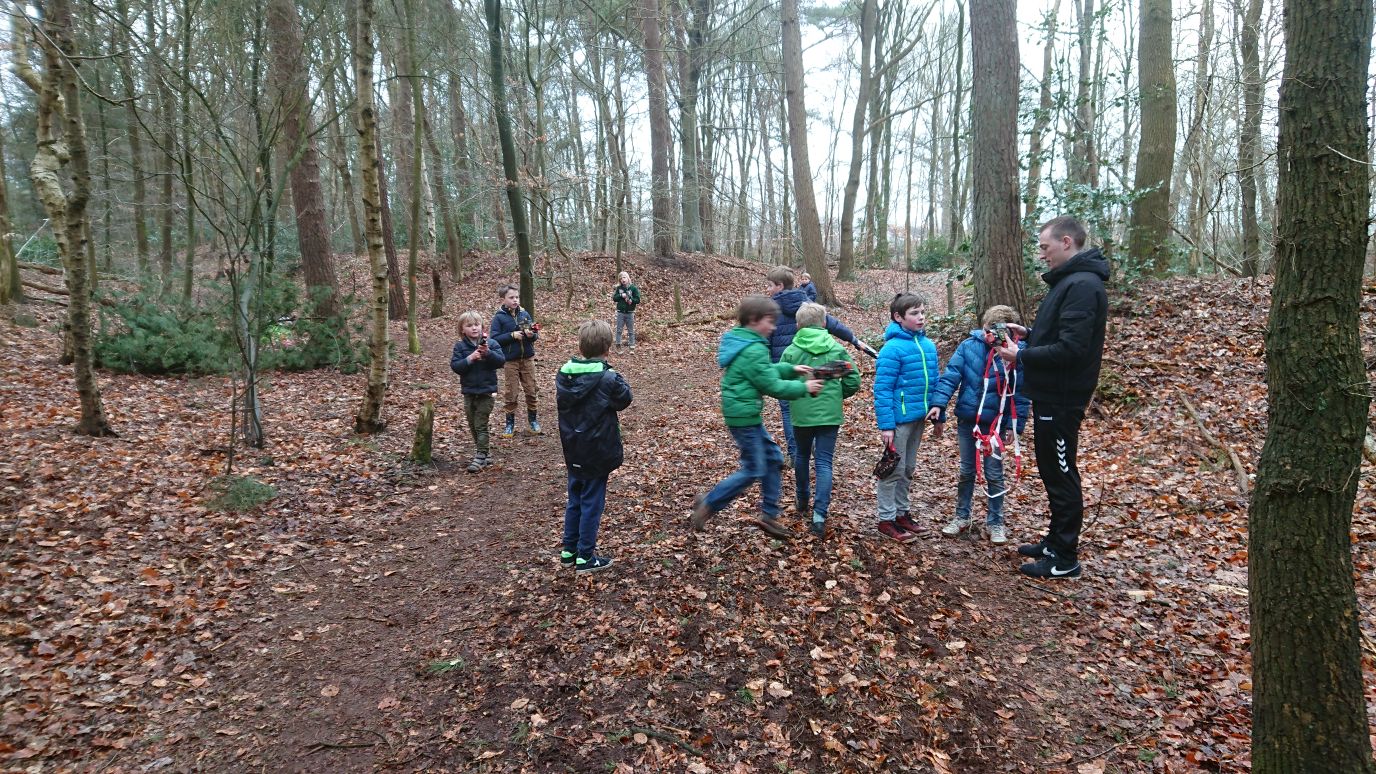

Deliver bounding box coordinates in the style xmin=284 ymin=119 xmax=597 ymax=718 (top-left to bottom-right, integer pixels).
xmin=615 ymin=311 xmax=636 ymax=347
xmin=876 ymin=420 xmax=926 ymax=521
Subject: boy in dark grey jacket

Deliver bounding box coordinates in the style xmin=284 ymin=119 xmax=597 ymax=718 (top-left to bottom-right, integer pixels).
xmin=451 ymin=310 xmax=507 ymax=472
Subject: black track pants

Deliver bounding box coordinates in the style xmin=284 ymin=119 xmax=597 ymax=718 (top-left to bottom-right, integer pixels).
xmin=1032 ymin=402 xmax=1086 ymax=560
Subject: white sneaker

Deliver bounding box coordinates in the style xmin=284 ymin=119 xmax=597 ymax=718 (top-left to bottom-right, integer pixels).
xmin=988 ymin=524 xmax=1008 ymax=544
xmin=941 ymin=518 xmax=970 ymax=537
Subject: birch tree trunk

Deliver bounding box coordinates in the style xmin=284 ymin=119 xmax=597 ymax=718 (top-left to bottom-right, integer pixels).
xmin=354 ymin=0 xmax=390 ymax=434
xmin=401 ymin=0 xmax=424 ymax=354
xmin=16 ymin=0 xmax=114 ymax=436
xmin=1249 ymin=0 xmax=1376 ymax=768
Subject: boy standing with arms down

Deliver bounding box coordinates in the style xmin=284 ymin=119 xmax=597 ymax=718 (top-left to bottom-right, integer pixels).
xmin=690 ymin=295 xmax=823 ymax=539
xmin=873 ymin=293 xmax=941 ymax=542
xmin=490 ymin=284 xmax=542 ymax=437
xmin=557 ymin=320 xmax=633 ymax=573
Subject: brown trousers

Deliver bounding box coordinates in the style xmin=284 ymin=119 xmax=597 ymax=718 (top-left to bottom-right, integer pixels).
xmin=502 ymin=357 xmax=539 ymax=414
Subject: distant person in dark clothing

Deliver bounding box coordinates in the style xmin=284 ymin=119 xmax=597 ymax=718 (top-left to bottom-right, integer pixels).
xmin=798 ymin=271 xmax=818 ymax=301
xmin=996 ymin=215 xmax=1108 ymax=580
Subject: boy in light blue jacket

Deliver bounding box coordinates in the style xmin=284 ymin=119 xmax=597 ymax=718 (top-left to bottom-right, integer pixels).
xmin=873 ymin=293 xmax=940 ymax=542
xmin=926 ymin=305 xmax=1030 ymax=544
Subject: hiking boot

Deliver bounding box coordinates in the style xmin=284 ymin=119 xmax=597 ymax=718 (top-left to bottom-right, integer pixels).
xmin=527 ymin=411 xmax=542 ymax=435
xmin=1019 ymin=556 xmax=1080 ymax=579
xmin=988 ymin=524 xmax=1008 ymax=545
xmin=689 ymin=494 xmax=713 ymax=532
xmin=559 ymin=549 xmax=576 ymax=567
xmin=466 ymin=456 xmax=483 ymax=473
xmin=502 ymin=414 xmax=516 ymax=437
xmin=1017 ymin=540 xmax=1056 ymax=558
xmin=478 ymin=453 xmax=494 ymax=468
xmin=576 ymin=555 xmax=613 ymax=573
xmin=878 ymin=520 xmax=917 ymax=543
xmin=895 ymin=513 xmax=923 ymax=535
xmin=809 ymin=521 xmax=826 ymax=539
xmin=941 ymin=517 xmax=971 ymax=537
xmin=755 ymin=516 xmax=791 ymax=540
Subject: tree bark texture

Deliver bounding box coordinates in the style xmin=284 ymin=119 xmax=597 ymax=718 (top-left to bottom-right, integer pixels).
xmin=19 ymin=0 xmax=114 ymax=436
xmin=375 ymin=133 xmax=408 ymax=320
xmin=113 ymin=0 xmax=149 ymax=273
xmin=353 ymin=0 xmax=389 ymax=435
xmin=484 ymin=0 xmax=535 ymax=310
xmin=1248 ymin=0 xmax=1376 ymax=769
xmin=1069 ymin=0 xmax=1098 ymax=188
xmin=781 ymin=0 xmax=833 ymax=304
xmin=675 ymin=0 xmax=708 ymax=253
xmin=1127 ymin=0 xmax=1176 ymax=273
xmin=640 ymin=0 xmax=675 ymax=258
xmin=1024 ymin=0 xmax=1059 ymax=218
xmin=837 ymin=0 xmax=876 ymax=282
xmin=401 ymin=0 xmax=424 ymax=354
xmin=969 ymin=0 xmax=1025 ymax=319
xmin=0 ymin=123 xmax=16 ymax=304
xmin=266 ymin=0 xmax=340 ymax=317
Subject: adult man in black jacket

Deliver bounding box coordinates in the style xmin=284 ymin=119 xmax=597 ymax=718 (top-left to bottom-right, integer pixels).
xmin=997 ymin=216 xmax=1108 ymax=579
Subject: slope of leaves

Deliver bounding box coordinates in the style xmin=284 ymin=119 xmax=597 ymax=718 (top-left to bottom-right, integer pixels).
xmin=2 ymin=256 xmax=1374 ymax=772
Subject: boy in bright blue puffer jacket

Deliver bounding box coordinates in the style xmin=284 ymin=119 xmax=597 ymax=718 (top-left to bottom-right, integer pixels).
xmin=926 ymin=305 xmax=1030 ymax=544
xmin=873 ymin=293 xmax=941 ymax=542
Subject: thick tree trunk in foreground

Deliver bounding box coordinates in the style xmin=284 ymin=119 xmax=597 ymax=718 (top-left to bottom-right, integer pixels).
xmin=1248 ymin=0 xmax=1376 ymax=770
xmin=781 ymin=0 xmax=834 ymax=304
xmin=353 ymin=0 xmax=389 ymax=434
xmin=969 ymin=0 xmax=1025 ymax=320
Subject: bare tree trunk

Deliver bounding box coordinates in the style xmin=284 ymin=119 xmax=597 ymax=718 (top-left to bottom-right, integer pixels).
xmin=838 ymin=0 xmax=876 ymax=281
xmin=1127 ymin=0 xmax=1177 ymax=273
xmin=180 ymin=0 xmax=196 ymax=302
xmin=969 ymin=0 xmax=1025 ymax=319
xmin=1176 ymin=0 xmax=1213 ymax=272
xmin=1024 ymin=0 xmax=1060 ymax=218
xmin=423 ymin=114 xmax=462 ymax=280
xmin=16 ymin=0 xmax=114 ymax=436
xmin=111 ymin=0 xmax=150 ymax=273
xmin=485 ymin=0 xmax=535 ymax=310
xmin=1069 ymin=0 xmax=1098 ymax=187
xmin=640 ymin=0 xmax=675 ymax=258
xmin=324 ymin=40 xmax=364 ymax=257
xmin=781 ymin=0 xmax=833 ymax=303
xmin=1238 ymin=0 xmax=1263 ymax=277
xmin=375 ymin=133 xmax=407 ymax=320
xmin=354 ymin=0 xmax=389 ymax=434
xmin=267 ymin=0 xmax=341 ymax=317
xmin=946 ymin=0 xmax=967 ymax=251
xmin=1249 ymin=0 xmax=1376 ymax=768
xmin=0 ymin=121 xmax=17 ymax=304
xmin=401 ymin=0 xmax=424 ymax=354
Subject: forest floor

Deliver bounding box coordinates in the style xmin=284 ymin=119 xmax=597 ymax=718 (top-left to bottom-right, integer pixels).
xmin=3 ymin=250 xmax=1375 ymax=773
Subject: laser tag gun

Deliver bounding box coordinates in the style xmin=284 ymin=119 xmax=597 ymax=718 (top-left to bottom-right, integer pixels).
xmin=517 ymin=318 xmax=542 ymax=337
xmin=985 ymin=322 xmax=1017 ymax=348
xmin=812 ymin=360 xmax=854 ymax=381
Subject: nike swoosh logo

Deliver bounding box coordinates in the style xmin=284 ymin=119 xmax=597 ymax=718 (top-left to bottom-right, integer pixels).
xmin=1050 ymin=564 xmax=1078 ymax=576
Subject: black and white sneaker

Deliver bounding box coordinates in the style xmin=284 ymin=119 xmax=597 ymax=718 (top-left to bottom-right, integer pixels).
xmin=1017 ymin=540 xmax=1056 ymax=559
xmin=576 ymin=555 xmax=613 ymax=573
xmin=1018 ymin=556 xmax=1080 ymax=579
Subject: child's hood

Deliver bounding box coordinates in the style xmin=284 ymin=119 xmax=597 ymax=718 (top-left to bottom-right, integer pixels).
xmin=557 ymin=358 xmax=610 ymax=401
xmin=718 ymin=327 xmax=766 ymax=368
xmin=792 ymin=326 xmax=840 ymax=356
xmin=883 ymin=320 xmax=924 ymax=342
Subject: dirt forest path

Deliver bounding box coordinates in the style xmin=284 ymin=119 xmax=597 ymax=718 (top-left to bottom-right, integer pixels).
xmin=159 ymin=265 xmax=1101 ymax=772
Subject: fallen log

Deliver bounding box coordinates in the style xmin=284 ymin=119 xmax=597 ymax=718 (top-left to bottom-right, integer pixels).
xmin=1180 ymin=393 xmax=1249 ymax=495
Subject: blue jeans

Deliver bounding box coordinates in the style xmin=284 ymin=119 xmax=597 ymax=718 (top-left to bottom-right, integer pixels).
xmin=562 ymin=474 xmax=608 ymax=558
xmin=793 ymin=425 xmax=838 ymax=520
xmin=704 ymin=424 xmax=783 ymax=518
xmin=955 ymin=418 xmax=1005 ymax=526
xmin=777 ymin=399 xmax=798 ymax=461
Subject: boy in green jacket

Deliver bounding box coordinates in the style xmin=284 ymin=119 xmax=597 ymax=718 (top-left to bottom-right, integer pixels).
xmin=690 ymin=295 xmax=823 ymax=539
xmin=781 ymin=303 xmax=861 ymax=537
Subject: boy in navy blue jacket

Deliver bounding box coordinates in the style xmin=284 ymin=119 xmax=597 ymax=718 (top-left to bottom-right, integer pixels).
xmin=451 ymin=310 xmax=507 ymax=472
xmin=557 ymin=319 xmax=633 ymax=573
xmin=926 ymin=305 xmax=1030 ymax=544
xmin=490 ymin=285 xmax=542 ymax=437
xmin=873 ymin=292 xmax=940 ymax=542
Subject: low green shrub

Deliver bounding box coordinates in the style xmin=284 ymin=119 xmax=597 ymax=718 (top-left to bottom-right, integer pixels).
xmin=205 ymin=474 xmax=276 ymax=511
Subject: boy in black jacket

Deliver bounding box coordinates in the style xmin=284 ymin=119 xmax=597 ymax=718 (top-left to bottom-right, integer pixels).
xmin=450 ymin=310 xmax=507 ymax=472
xmin=557 ymin=319 xmax=633 ymax=573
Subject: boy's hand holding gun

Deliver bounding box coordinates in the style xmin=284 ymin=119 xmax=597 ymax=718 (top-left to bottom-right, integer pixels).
xmin=791 ymin=365 xmax=825 ymax=396
xmin=467 ymin=333 xmax=493 ymax=362
xmin=512 ymin=320 xmax=541 ymax=341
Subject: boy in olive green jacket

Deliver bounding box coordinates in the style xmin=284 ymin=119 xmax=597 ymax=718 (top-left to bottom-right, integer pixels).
xmin=781 ymin=303 xmax=861 ymax=537
xmin=689 ymin=295 xmax=822 ymax=540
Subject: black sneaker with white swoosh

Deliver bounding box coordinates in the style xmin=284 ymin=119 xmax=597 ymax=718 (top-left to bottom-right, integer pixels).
xmin=1018 ymin=556 xmax=1081 ymax=579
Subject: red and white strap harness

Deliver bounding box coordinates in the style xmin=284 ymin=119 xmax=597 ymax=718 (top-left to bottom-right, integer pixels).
xmin=971 ymin=336 xmax=1023 ymax=498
